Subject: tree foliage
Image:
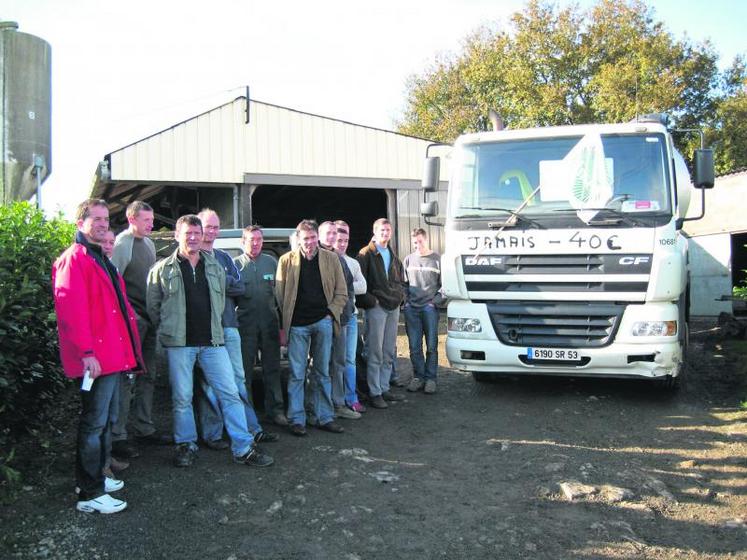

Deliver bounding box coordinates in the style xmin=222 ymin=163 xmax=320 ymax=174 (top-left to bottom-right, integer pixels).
xmin=704 ymin=57 xmax=747 ymax=174
xmin=0 ymin=202 xmax=75 ymax=465
xmin=398 ymin=0 xmax=745 ymax=172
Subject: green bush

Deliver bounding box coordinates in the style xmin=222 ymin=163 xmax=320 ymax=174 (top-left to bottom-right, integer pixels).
xmin=734 ymin=279 xmax=747 ymax=301
xmin=0 ymin=202 xmax=75 ymax=475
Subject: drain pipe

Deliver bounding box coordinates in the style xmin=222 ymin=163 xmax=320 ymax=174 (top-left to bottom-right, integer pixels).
xmin=33 ymin=154 xmax=44 ymax=210
xmin=233 ymin=185 xmax=240 ymax=228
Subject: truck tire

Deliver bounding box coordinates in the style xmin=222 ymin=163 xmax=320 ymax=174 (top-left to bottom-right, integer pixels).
xmin=657 ymin=374 xmax=680 ymax=392
xmin=679 ymin=286 xmax=690 ymax=354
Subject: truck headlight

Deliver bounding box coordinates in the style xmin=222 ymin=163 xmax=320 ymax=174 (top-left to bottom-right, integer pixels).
xmin=448 ymin=317 xmax=482 ymax=333
xmin=631 ymin=321 xmax=677 ymax=337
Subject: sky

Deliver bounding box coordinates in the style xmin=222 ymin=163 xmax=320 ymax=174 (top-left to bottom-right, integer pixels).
xmin=3 ymin=0 xmax=746 ymax=217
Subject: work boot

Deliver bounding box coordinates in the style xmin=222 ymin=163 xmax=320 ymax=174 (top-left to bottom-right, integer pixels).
xmin=407 ymin=378 xmax=425 ymax=392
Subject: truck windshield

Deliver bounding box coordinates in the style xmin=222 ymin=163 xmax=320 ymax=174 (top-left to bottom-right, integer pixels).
xmin=450 ymin=133 xmax=671 ymax=222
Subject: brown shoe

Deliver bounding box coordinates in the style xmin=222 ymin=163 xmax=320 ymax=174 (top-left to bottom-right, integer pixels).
xmin=369 ymin=395 xmax=388 ymax=409
xmin=109 ymin=456 xmax=130 ymax=472
xmin=112 ymin=440 xmax=140 ymax=459
xmin=289 ymin=423 xmax=307 ymax=437
xmin=135 ymin=430 xmax=173 ymax=446
xmin=272 ymin=413 xmax=289 ymax=427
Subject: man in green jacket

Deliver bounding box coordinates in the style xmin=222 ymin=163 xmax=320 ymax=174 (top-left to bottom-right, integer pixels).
xmin=146 ymin=214 xmax=273 ymax=468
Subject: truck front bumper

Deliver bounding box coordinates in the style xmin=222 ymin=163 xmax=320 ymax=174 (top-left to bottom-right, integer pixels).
xmin=446 ymin=337 xmax=683 ymax=379
xmin=446 ymin=300 xmax=683 ymax=380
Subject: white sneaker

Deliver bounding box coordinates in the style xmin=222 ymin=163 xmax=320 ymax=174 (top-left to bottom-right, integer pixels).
xmin=76 ymin=493 xmax=127 ymax=514
xmin=75 ymin=476 xmax=124 ymax=495
xmin=335 ymin=406 xmax=361 ymax=420
xmin=105 ymin=477 xmax=124 ymax=493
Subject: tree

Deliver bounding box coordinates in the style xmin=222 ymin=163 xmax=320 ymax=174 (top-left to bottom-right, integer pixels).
xmin=704 ymin=57 xmax=747 ymax=174
xmin=398 ymin=0 xmax=741 ymax=171
xmin=0 ymin=202 xmax=75 ymax=485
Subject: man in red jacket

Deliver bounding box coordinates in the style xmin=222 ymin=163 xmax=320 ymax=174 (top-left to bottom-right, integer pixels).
xmin=52 ymin=199 xmax=143 ymax=514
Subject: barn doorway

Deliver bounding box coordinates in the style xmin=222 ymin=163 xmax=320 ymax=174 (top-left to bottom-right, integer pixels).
xmin=251 ymin=185 xmax=389 ymax=254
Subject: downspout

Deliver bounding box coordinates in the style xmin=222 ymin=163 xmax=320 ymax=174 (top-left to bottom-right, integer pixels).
xmin=233 ymin=185 xmax=240 ymax=228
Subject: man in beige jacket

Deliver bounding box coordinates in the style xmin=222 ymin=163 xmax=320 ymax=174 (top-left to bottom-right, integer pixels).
xmin=275 ymin=220 xmax=348 ymax=436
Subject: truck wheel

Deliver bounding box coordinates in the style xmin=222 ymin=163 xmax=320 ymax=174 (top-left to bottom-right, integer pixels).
xmin=678 ymin=290 xmax=690 ymax=355
xmin=657 ymin=374 xmax=680 ymax=392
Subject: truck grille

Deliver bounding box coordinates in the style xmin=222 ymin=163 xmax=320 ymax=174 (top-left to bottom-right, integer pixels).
xmin=462 ymin=253 xmax=651 ymax=296
xmin=486 ymin=302 xmax=624 ymax=348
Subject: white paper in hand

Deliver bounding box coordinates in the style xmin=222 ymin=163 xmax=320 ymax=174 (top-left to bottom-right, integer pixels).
xmin=81 ymin=369 xmax=94 ymax=391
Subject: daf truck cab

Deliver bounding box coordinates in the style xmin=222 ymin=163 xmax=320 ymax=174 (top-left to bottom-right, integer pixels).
xmin=421 ymin=115 xmax=714 ymax=388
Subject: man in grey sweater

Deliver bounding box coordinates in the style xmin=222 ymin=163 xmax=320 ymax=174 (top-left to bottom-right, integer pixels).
xmin=403 ymin=228 xmax=444 ymax=394
xmin=111 ymin=201 xmax=171 ymax=459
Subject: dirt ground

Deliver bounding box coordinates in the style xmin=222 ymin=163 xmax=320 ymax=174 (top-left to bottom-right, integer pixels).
xmin=2 ymin=318 xmax=746 ymax=559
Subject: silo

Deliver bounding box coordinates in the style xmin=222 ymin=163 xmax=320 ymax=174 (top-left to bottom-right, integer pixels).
xmin=0 ymin=21 xmax=52 ymax=204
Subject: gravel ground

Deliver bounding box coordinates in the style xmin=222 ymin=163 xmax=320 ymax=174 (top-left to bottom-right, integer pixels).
xmin=2 ymin=318 xmax=746 ymax=559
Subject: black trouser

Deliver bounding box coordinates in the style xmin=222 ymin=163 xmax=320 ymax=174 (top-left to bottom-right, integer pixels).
xmin=240 ymin=319 xmax=284 ymax=417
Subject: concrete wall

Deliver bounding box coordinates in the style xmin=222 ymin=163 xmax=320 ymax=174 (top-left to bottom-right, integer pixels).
xmin=688 ymin=233 xmax=732 ymax=316
xmin=683 ymin=172 xmax=747 ymax=237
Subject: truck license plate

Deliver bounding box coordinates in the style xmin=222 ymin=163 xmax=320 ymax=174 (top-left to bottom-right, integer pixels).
xmin=527 ymin=347 xmax=580 ymax=361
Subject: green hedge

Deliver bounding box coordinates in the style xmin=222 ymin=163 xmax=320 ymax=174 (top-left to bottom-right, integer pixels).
xmin=0 ymin=202 xmax=76 ymax=481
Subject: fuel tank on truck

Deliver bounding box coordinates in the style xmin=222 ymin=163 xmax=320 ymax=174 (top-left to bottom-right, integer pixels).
xmin=0 ymin=21 xmax=52 ymax=204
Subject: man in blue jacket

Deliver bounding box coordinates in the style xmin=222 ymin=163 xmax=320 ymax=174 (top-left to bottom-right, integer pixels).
xmin=195 ymin=210 xmax=279 ymax=448
xmin=146 ymin=214 xmax=274 ymax=468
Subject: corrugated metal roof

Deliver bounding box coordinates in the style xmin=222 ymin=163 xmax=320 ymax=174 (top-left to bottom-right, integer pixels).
xmin=106 ymin=97 xmax=439 ymax=184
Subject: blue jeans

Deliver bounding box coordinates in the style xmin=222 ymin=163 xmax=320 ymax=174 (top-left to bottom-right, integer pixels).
xmin=404 ymin=304 xmax=439 ymax=380
xmin=287 ymin=316 xmax=334 ymax=426
xmin=76 ymin=372 xmax=120 ymax=500
xmin=343 ymin=316 xmax=360 ymax=406
xmin=166 ymin=345 xmax=253 ymax=457
xmin=197 ymin=328 xmax=263 ymax=441
xmin=330 ymin=317 xmax=349 ymax=407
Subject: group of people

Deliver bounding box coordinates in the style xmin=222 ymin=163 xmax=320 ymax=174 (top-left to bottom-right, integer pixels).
xmin=52 ymin=198 xmax=443 ymax=514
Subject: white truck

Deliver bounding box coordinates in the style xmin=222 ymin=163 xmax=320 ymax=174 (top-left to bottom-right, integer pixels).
xmin=421 ymin=114 xmax=714 ymax=388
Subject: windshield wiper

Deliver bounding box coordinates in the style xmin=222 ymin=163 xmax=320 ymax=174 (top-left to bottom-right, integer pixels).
xmin=458 ymin=206 xmax=543 ymax=228
xmin=552 ymin=207 xmax=644 ymax=227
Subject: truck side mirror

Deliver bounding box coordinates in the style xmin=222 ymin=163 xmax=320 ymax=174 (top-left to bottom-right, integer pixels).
xmin=422 ymin=157 xmax=440 ymax=192
xmin=694 ymin=149 xmax=714 ymax=189
xmin=421 ymin=201 xmax=438 ymax=217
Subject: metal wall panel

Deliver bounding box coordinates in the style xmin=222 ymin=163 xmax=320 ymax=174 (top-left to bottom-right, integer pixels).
xmin=109 ymin=98 xmax=444 ymax=185
xmin=688 ymin=233 xmax=732 ymax=316
xmin=684 ymin=172 xmax=747 ymax=236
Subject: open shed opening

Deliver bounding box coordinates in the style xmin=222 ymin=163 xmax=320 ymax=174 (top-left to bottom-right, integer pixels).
xmin=251 ymin=185 xmax=389 ymax=253
xmin=731 ymin=232 xmax=747 ymax=315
